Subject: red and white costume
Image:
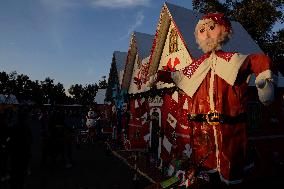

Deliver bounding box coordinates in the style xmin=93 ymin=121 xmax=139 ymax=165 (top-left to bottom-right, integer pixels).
xmin=173 ymin=50 xmax=275 ymax=184
xmin=156 ymin=13 xmax=276 ymax=185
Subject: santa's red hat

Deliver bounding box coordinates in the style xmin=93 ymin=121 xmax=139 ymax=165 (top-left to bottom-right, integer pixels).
xmin=201 ymin=13 xmax=232 ymax=32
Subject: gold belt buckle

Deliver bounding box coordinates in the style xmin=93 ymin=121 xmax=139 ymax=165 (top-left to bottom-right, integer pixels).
xmin=206 ymin=110 xmax=221 ymax=126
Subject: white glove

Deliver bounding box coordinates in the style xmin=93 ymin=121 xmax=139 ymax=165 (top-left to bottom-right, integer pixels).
xmin=256 ymin=78 xmax=274 ymax=106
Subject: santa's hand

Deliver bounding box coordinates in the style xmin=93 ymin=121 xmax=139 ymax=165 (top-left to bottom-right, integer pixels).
xmin=256 ymin=78 xmax=274 ymax=106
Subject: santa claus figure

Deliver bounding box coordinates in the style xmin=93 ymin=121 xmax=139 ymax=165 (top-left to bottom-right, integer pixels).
xmin=156 ymin=13 xmax=276 ymax=185
xmin=86 ymin=108 xmax=100 ymax=138
xmin=86 ymin=108 xmax=99 ymax=128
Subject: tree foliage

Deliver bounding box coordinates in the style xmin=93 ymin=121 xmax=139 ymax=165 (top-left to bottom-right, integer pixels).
xmin=0 ymin=70 xmax=103 ymax=105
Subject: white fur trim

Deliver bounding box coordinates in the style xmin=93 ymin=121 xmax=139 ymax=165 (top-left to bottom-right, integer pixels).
xmin=172 ymin=91 xmax=179 ymax=103
xmin=215 ymin=53 xmax=247 ymax=85
xmin=174 ymin=53 xmax=247 ymax=97
xmin=213 ymin=126 xmax=220 ymax=171
xmin=176 ymin=60 xmax=211 ymax=97
xmin=183 ymin=99 xmax=188 ymax=109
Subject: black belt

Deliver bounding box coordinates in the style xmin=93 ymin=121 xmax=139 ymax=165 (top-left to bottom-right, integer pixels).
xmin=188 ymin=112 xmax=247 ymax=125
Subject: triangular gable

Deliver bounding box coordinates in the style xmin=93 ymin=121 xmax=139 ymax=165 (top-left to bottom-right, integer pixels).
xmin=158 ymin=21 xmax=192 ymax=71
xmin=148 ymin=2 xmax=263 ymax=79
xmin=155 ymin=21 xmax=193 ymax=89
xmin=165 ymin=2 xmax=203 ymax=59
xmin=121 ymin=32 xmax=154 ymax=92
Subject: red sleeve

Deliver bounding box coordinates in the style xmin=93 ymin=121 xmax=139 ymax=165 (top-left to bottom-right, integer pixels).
xmin=241 ymin=53 xmax=276 ymax=77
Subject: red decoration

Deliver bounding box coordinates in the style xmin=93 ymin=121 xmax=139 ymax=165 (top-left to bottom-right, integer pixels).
xmin=134 ymin=76 xmax=142 ymax=90
xmin=163 ymin=57 xmax=181 ymax=72
xmin=182 ymin=53 xmax=210 ymax=79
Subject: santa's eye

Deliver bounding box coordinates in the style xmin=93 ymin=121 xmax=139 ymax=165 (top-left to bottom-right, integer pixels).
xmin=209 ymin=25 xmax=215 ymax=30
xmin=199 ymin=28 xmax=205 ymax=33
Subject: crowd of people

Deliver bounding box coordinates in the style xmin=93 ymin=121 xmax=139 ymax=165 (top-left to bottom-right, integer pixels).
xmin=0 ymin=104 xmax=100 ymax=189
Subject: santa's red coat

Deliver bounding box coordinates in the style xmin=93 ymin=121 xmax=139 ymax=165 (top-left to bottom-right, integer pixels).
xmin=158 ymin=50 xmax=274 ymax=184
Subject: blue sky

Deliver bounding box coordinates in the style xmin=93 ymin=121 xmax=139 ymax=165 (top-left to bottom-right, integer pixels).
xmin=0 ymin=0 xmax=282 ymax=91
xmin=0 ymin=0 xmax=193 ymax=91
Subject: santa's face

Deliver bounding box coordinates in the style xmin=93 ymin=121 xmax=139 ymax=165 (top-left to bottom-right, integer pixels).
xmin=195 ymin=19 xmax=227 ymax=53
xmin=197 ymin=20 xmax=223 ymax=40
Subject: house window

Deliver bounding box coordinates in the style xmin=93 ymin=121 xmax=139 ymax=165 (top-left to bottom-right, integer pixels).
xmin=169 ymin=28 xmax=178 ymax=54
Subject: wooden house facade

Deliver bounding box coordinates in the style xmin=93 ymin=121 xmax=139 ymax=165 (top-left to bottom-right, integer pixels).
xmin=120 ymin=32 xmax=154 ymax=150
xmin=106 ymin=2 xmax=284 ymax=179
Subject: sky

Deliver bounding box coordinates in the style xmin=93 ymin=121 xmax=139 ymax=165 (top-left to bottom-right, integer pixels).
xmin=0 ymin=0 xmax=193 ymax=91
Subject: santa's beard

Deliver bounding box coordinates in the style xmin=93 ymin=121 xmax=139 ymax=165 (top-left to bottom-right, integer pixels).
xmin=196 ymin=30 xmax=230 ymax=53
xmin=197 ymin=37 xmax=223 ymax=53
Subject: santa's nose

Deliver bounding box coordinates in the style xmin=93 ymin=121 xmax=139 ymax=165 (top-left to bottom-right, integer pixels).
xmin=205 ymin=29 xmax=212 ymax=38
xmin=201 ymin=30 xmax=210 ymax=40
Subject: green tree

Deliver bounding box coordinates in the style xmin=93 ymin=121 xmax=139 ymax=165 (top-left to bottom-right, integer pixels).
xmin=83 ymin=84 xmax=98 ymax=105
xmin=53 ymin=82 xmax=67 ymax=104
xmin=15 ymin=74 xmax=31 ymax=101
xmin=0 ymin=71 xmax=9 ymax=94
xmin=30 ymin=80 xmax=44 ymax=104
xmin=41 ymin=77 xmax=55 ymax=104
xmin=98 ymin=76 xmax=108 ymax=89
xmin=68 ymin=84 xmax=84 ymax=104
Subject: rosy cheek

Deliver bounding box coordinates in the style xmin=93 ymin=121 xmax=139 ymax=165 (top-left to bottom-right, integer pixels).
xmin=209 ymin=26 xmax=222 ymax=39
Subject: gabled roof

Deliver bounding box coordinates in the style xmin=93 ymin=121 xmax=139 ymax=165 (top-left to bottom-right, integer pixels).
xmin=134 ymin=31 xmax=154 ymax=60
xmin=121 ymin=31 xmax=154 ymax=91
xmin=105 ymin=51 xmax=127 ymax=103
xmin=114 ymin=51 xmax=127 ymax=72
xmin=148 ymin=2 xmax=262 ymax=76
xmin=165 ymin=2 xmax=203 ymax=58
